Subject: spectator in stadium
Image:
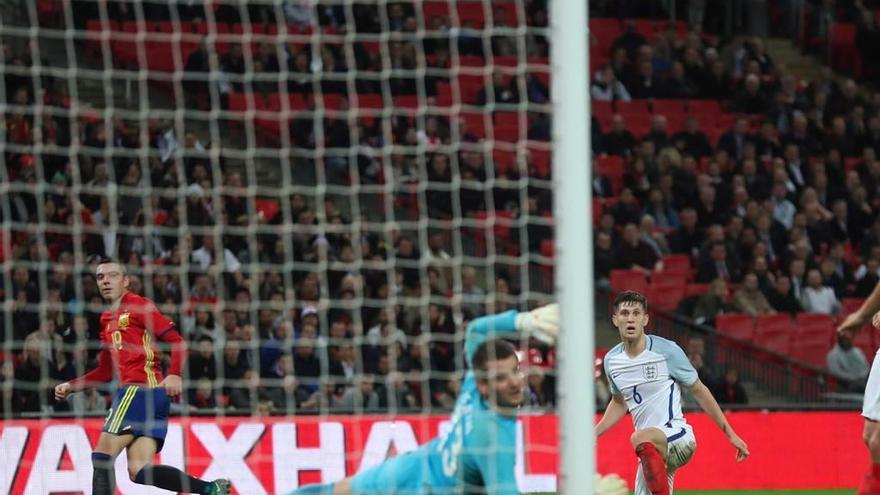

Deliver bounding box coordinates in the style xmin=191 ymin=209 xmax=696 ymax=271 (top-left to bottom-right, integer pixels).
xmin=692 ymin=278 xmax=732 ymax=326
xmin=592 ymin=222 xmax=615 ymax=274
xmin=337 ymin=374 xmax=380 ymax=411
xmin=591 ymin=65 xmax=631 ymax=101
xmin=697 ymin=241 xmax=739 ymax=283
xmin=718 ymin=118 xmax=750 ymax=163
xmin=734 ymin=74 xmax=768 ymax=114
xmin=221 ymin=338 xmax=255 ymax=411
xmin=685 ymin=334 xmax=718 ymax=390
xmin=712 ymin=367 xmax=749 ymax=405
xmin=614 ymin=222 xmax=662 ymax=275
xmin=14 ymin=334 xmax=46 ymax=413
xmin=602 ymin=114 xmax=636 ymax=157
xmin=801 ymin=268 xmax=843 ymax=315
xmin=765 ymin=274 xmax=803 ymax=315
xmin=827 ymin=332 xmax=869 ymax=392
xmin=732 ymin=272 xmax=775 ymax=316
xmin=459 ymin=266 xmax=486 ymax=317
xmin=673 ymin=116 xmax=713 ymax=160
xmin=525 ymin=349 xmax=552 ymax=407
xmin=855 ymin=256 xmax=880 ymax=297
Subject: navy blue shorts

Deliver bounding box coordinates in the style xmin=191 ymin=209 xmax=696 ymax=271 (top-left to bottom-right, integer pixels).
xmin=102 ymin=385 xmax=170 ymax=451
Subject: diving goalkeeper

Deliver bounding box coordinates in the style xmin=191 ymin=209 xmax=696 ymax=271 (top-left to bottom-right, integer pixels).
xmin=290 ymin=304 xmax=628 ymax=495
xmin=291 ymin=305 xmax=559 ymax=494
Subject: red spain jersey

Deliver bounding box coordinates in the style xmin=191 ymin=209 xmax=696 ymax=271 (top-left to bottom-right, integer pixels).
xmin=70 ymin=292 xmax=186 ymax=390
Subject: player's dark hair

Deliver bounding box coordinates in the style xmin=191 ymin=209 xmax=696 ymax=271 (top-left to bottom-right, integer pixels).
xmin=613 ymin=291 xmax=648 ymax=313
xmin=472 ymin=338 xmax=517 ymax=375
xmin=95 ymin=257 xmax=127 ymax=274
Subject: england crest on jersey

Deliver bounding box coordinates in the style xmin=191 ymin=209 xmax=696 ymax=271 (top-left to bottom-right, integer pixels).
xmin=643 ymin=363 xmax=658 ymax=381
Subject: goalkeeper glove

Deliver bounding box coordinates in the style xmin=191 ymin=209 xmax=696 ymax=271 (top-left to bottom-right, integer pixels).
xmin=595 ymin=473 xmax=628 ymax=495
xmin=515 ymin=303 xmax=559 ymax=345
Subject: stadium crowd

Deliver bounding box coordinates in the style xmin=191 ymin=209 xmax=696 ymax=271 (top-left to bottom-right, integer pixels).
xmin=4 ymin=0 xmax=880 ymax=416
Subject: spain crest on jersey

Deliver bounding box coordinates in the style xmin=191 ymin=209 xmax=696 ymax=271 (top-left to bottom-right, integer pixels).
xmin=118 ymin=312 xmax=130 ymax=329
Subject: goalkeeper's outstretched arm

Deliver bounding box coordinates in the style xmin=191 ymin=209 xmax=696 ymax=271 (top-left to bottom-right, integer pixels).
xmin=464 ymin=304 xmax=560 ymax=367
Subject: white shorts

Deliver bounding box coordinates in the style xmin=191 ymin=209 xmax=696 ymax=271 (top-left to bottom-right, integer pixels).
xmin=634 ymin=425 xmax=696 ymax=495
xmin=863 ymin=349 xmax=880 ymax=420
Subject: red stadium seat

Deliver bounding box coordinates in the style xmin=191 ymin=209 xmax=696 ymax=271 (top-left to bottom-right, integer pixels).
xmin=842 ymin=298 xmax=867 ymax=316
xmin=609 ymin=269 xmax=648 ymax=294
xmin=688 ymin=100 xmax=721 ymax=116
xmin=653 ymin=267 xmax=691 ymax=286
xmin=855 ymin=328 xmax=877 ymax=364
xmin=614 ymin=100 xmax=650 ymax=114
xmin=646 ymin=282 xmax=685 ymax=312
xmin=651 ymin=99 xmax=686 ymax=116
xmin=595 ymin=155 xmax=624 ymax=195
xmin=755 ymin=313 xmax=794 ymax=354
xmin=684 ymin=283 xmax=709 ymax=298
xmin=458 ymin=111 xmax=487 ymax=139
xmin=795 ymin=313 xmax=836 ymax=346
xmin=790 ymin=339 xmax=831 ymax=369
xmin=456 ymin=73 xmax=486 ymax=105
xmin=493 ymin=112 xmax=522 ymax=143
xmin=456 ymin=2 xmax=487 ymax=28
xmin=661 ymin=254 xmax=691 ymax=272
xmin=715 ymin=314 xmax=755 ymax=341
xmin=540 ymin=239 xmax=554 ymax=259
xmin=422 ymin=1 xmax=451 ymax=25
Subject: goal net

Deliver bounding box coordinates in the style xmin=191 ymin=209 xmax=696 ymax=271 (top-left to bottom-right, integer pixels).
xmin=0 ymin=0 xmax=568 ymax=493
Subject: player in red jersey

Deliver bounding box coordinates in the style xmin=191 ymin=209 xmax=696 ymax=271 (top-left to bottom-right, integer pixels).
xmin=55 ymin=259 xmax=230 ymax=495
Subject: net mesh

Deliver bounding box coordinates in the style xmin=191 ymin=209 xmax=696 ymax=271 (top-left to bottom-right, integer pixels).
xmin=0 ymin=0 xmax=558 ymax=492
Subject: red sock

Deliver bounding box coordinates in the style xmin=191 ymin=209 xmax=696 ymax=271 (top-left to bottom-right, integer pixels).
xmin=635 ymin=442 xmax=669 ymax=495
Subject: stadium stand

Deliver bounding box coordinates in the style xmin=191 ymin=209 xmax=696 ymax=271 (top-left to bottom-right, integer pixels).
xmin=5 ymin=0 xmax=880 ymax=419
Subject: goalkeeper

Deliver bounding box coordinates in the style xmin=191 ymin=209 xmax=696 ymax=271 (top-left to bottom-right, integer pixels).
xmin=291 ymin=305 xmax=561 ymax=495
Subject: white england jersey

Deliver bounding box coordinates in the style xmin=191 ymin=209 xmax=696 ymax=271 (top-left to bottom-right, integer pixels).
xmin=604 ymin=335 xmax=699 ymax=433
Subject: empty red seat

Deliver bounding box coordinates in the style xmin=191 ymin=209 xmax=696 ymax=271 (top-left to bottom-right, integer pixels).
xmin=540 ymin=239 xmax=554 ymax=259
xmin=646 ymin=283 xmax=685 ymax=312
xmin=494 ymin=148 xmax=517 ymax=176
xmin=654 ymin=267 xmax=691 ymax=285
xmin=228 ymin=93 xmax=251 ymax=113
xmin=352 ymin=94 xmax=383 ymax=110
xmin=614 ymin=100 xmax=650 ymax=114
xmin=688 ymin=100 xmax=721 ymax=116
xmin=493 ymin=112 xmax=522 ymax=143
xmin=458 ymin=112 xmax=486 ymax=139
xmin=457 ymin=2 xmax=486 ymax=28
xmin=422 ymin=1 xmax=451 ymax=25
xmin=755 ymin=314 xmax=793 ymax=353
xmin=595 ymin=155 xmax=624 ymax=195
xmin=795 ymin=313 xmax=835 ymax=346
xmin=841 ymin=298 xmax=866 ymax=316
xmin=435 ymin=82 xmax=453 ymax=107
xmin=790 ymin=339 xmax=830 ymax=369
xmin=715 ymin=314 xmax=754 ymax=341
xmin=661 ymin=254 xmax=691 ymax=272
xmin=609 ymin=269 xmax=648 ymax=294
xmin=652 ymin=99 xmax=686 ymax=116
xmin=855 ymin=329 xmax=877 ymax=363
xmin=394 ymin=95 xmax=420 ymax=110
xmin=684 ymin=283 xmax=709 ymax=298
xmin=456 ymin=73 xmax=486 ymax=105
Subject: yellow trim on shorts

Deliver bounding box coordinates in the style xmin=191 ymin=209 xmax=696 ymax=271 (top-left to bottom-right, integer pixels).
xmin=110 ymin=385 xmax=138 ymax=433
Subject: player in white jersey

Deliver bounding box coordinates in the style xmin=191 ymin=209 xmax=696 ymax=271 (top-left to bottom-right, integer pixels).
xmin=838 ymin=281 xmax=880 ymax=494
xmin=595 ymin=291 xmax=749 ymax=495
